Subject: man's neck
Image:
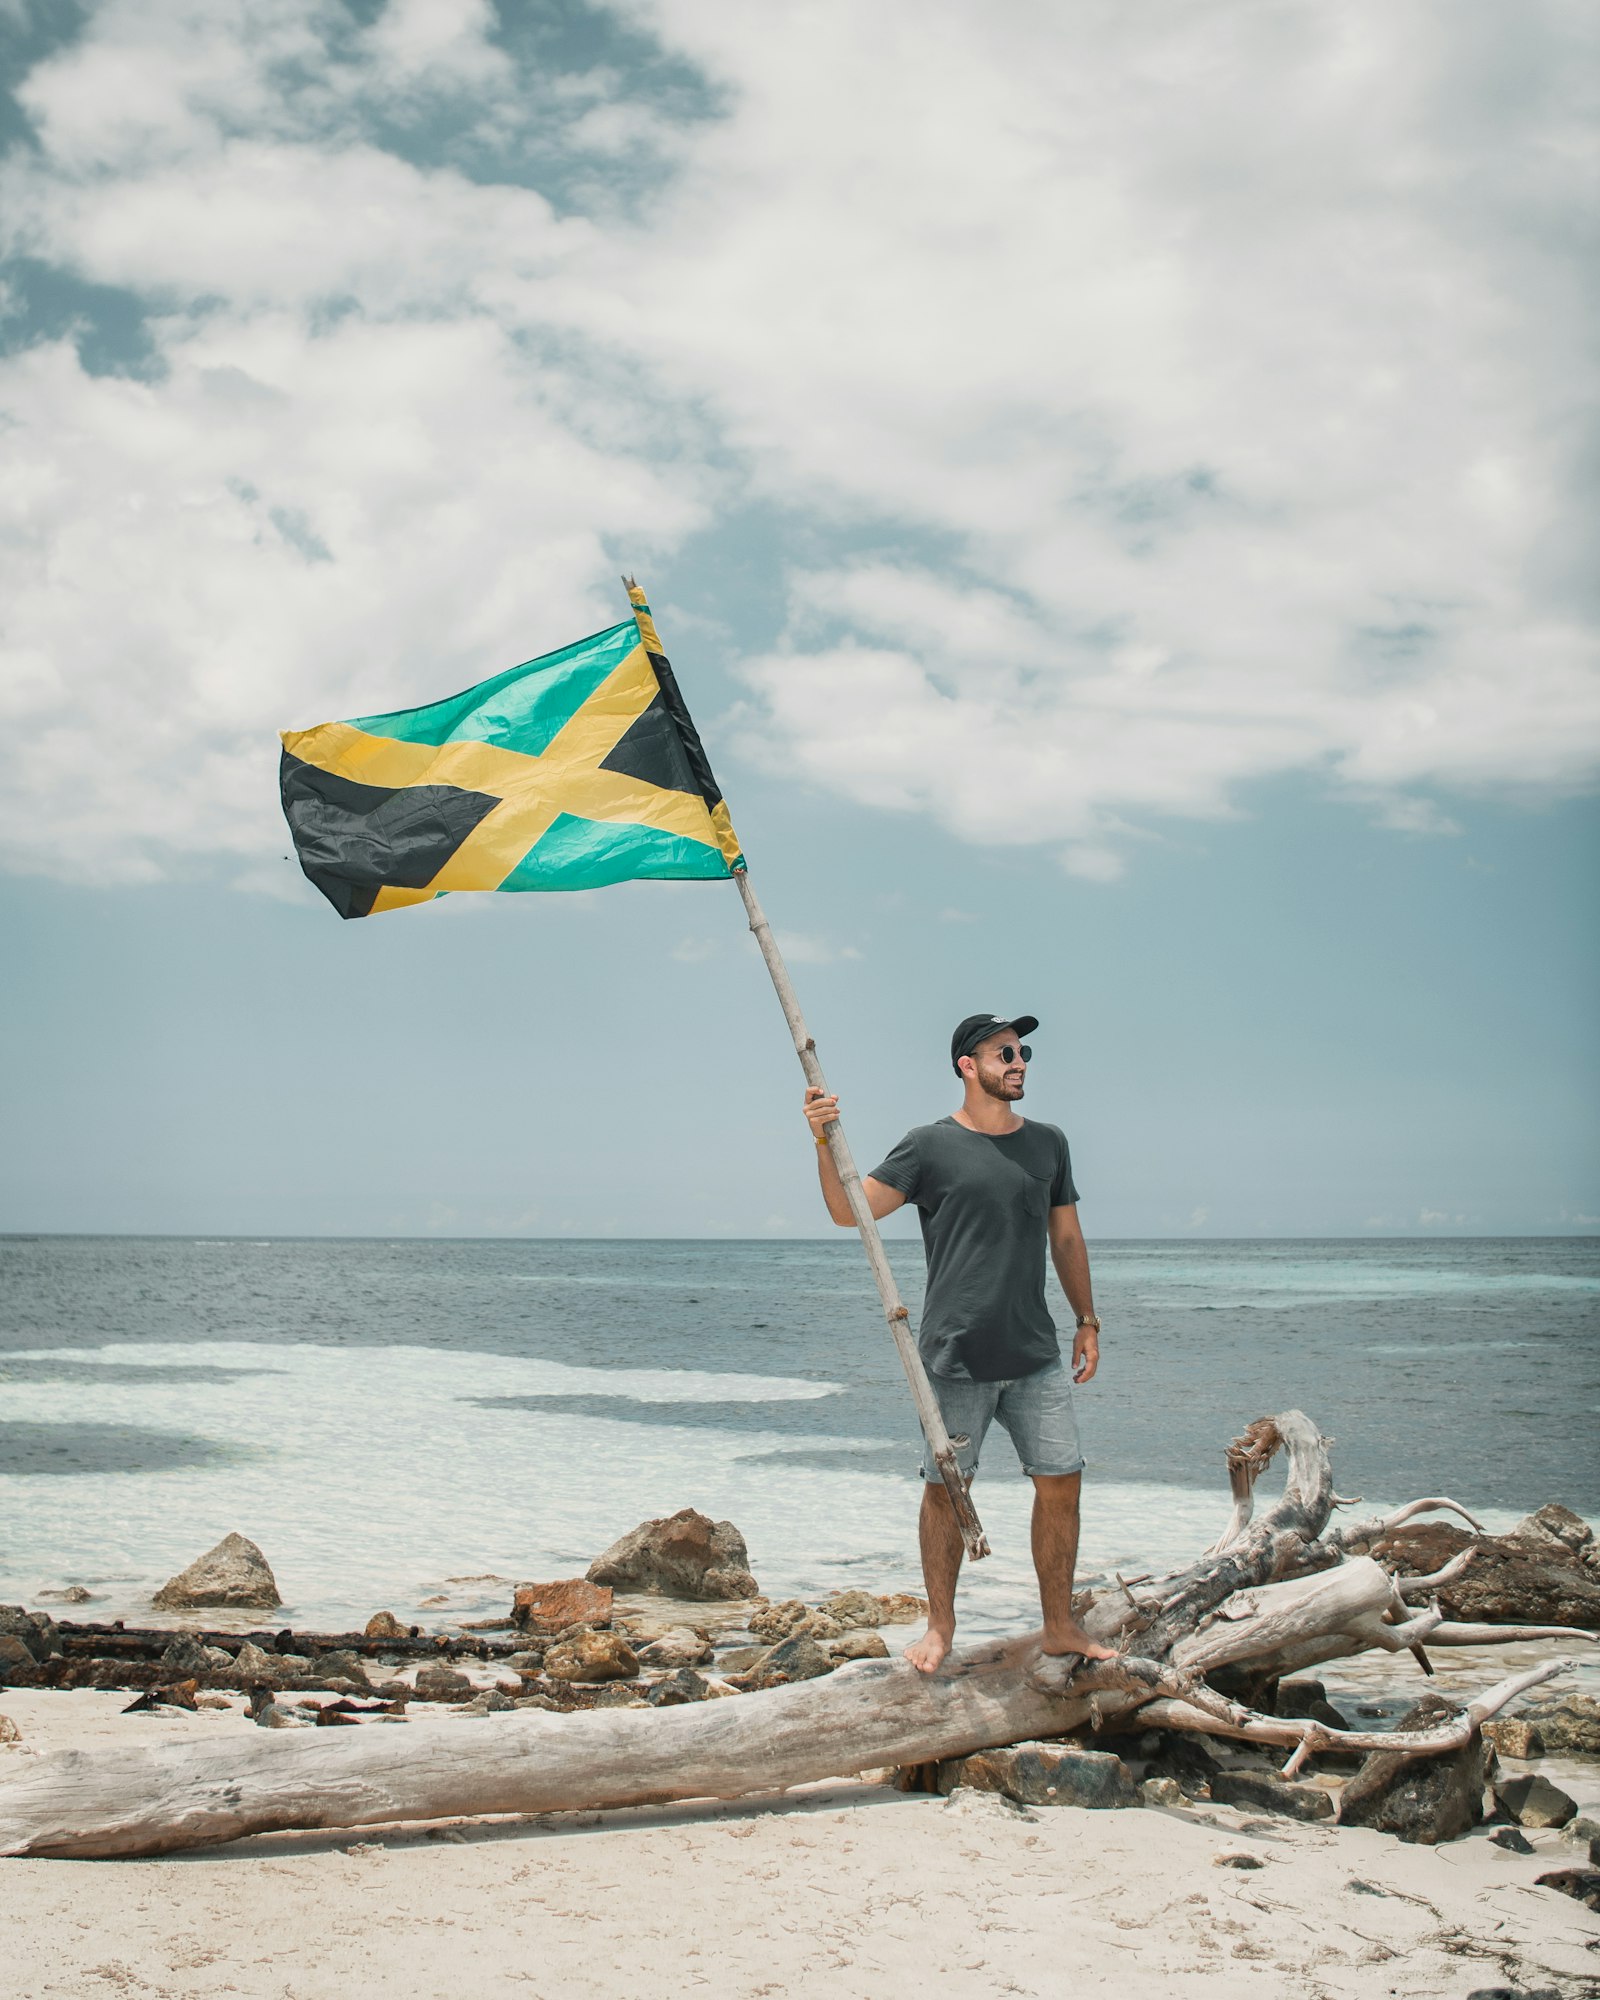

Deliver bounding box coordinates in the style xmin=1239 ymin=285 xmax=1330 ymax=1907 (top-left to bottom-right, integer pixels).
xmin=953 ymin=1092 xmax=1023 ymax=1136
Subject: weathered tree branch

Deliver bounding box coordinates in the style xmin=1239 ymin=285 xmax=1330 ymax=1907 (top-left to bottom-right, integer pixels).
xmin=1137 ymin=1658 xmax=1572 ymax=1781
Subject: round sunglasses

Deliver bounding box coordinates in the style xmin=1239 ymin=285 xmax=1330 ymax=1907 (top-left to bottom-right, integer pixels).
xmin=985 ymin=1043 xmax=1031 ymax=1064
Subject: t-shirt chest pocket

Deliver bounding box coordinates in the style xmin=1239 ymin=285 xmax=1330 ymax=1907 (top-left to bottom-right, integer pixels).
xmin=1020 ymin=1169 xmax=1053 ymax=1216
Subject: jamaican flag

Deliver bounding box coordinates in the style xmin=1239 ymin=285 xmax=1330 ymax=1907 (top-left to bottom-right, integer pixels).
xmin=280 ymin=585 xmax=743 ymax=919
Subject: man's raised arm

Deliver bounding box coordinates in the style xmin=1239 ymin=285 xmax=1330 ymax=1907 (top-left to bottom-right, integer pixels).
xmin=802 ymin=1087 xmax=907 ymax=1226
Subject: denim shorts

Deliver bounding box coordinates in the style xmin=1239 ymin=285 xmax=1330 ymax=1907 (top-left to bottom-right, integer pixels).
xmin=920 ymin=1359 xmax=1085 ymax=1482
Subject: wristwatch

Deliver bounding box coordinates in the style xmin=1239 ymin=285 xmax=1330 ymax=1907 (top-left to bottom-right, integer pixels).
xmin=1075 ymin=1313 xmax=1101 ymax=1331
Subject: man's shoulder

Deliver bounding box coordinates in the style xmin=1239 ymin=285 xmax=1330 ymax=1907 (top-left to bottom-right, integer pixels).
xmin=1024 ymin=1118 xmax=1069 ymax=1148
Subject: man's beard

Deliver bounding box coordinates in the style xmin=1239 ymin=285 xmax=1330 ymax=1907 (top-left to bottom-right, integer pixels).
xmin=978 ymin=1071 xmax=1024 ymax=1101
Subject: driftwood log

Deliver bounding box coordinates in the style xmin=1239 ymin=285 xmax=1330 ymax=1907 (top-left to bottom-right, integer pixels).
xmin=0 ymin=1410 xmax=1586 ymax=1859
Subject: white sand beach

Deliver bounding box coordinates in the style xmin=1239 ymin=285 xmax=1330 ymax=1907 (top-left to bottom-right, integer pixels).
xmin=3 ymin=1686 xmax=1597 ymax=2000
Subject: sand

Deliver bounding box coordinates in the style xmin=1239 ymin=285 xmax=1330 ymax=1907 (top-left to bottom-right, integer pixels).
xmin=2 ymin=1686 xmax=1598 ymax=1999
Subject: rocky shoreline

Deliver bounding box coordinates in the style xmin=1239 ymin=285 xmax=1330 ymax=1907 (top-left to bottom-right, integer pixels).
xmin=4 ymin=1500 xmax=1600 ymax=1906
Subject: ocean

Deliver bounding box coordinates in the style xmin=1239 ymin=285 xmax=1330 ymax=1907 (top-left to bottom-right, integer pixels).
xmin=1 ymin=1235 xmax=1596 ymax=1647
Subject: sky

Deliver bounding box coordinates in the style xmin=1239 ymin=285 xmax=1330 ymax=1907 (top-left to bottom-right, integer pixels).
xmin=1 ymin=0 xmax=1596 ymax=1238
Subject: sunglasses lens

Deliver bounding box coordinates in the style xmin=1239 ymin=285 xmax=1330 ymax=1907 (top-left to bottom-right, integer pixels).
xmin=1020 ymin=1045 xmax=1031 ymax=1062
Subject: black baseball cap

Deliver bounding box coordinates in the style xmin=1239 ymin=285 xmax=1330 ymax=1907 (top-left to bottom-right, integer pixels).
xmin=951 ymin=1012 xmax=1040 ymax=1073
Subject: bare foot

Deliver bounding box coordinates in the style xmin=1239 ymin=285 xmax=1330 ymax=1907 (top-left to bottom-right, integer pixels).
xmin=1041 ymin=1621 xmax=1117 ymax=1662
xmin=904 ymin=1626 xmax=954 ymax=1674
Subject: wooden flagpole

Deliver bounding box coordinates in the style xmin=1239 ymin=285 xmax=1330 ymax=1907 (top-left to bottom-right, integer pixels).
xmin=731 ymin=871 xmax=990 ymax=1561
xmin=623 ymin=578 xmax=989 ymax=1558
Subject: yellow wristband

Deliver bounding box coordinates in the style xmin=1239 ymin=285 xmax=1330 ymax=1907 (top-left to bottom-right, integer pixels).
xmin=815 ymin=1133 xmax=829 ymax=1148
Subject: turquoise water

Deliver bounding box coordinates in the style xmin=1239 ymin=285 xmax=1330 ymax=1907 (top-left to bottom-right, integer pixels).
xmin=0 ymin=1235 xmax=1595 ymax=1635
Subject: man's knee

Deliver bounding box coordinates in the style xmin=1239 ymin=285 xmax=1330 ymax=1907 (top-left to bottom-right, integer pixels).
xmin=1032 ymin=1472 xmax=1082 ymax=1511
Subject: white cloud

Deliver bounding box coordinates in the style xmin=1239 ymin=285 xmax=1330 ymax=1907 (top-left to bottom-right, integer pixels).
xmin=766 ymin=931 xmax=862 ymax=966
xmin=0 ymin=0 xmax=1594 ymax=887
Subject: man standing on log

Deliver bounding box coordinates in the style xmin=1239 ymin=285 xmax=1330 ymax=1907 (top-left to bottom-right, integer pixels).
xmin=804 ymin=1013 xmax=1114 ymax=1673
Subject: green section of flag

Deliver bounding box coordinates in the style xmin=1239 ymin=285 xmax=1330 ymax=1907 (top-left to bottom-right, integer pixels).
xmin=496 ymin=812 xmax=734 ymax=893
xmin=348 ymin=620 xmax=638 ymax=758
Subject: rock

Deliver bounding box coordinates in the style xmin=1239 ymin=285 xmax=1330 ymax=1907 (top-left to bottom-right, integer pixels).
xmin=796 ymin=1612 xmax=845 ymax=1642
xmin=1371 ymin=1520 xmax=1600 ymax=1629
xmin=1272 ymin=1677 xmax=1325 ymax=1714
xmin=413 ymin=1663 xmax=474 ymax=1701
xmin=1489 ymin=1826 xmax=1535 ymax=1854
xmin=646 ymin=1668 xmax=713 ymax=1706
xmin=0 ymin=1607 xmax=60 ymax=1662
xmin=749 ymin=1600 xmax=808 ymax=1643
xmin=0 ymin=1714 xmax=20 ymax=1744
xmin=1209 ymin=1770 xmax=1335 ymax=1822
xmin=756 ymin=1634 xmax=834 ymax=1683
xmin=943 ymin=1742 xmax=1138 ymax=1810
xmin=1142 ymin=1776 xmax=1184 ymax=1808
xmin=513 ymin=1578 xmax=614 ymax=1633
xmin=1212 ymin=1852 xmax=1265 ymax=1869
xmin=35 ymin=1585 xmax=92 ymax=1604
xmin=1536 ymin=1868 xmax=1600 ymax=1911
xmin=636 ymin=1626 xmax=713 ymax=1670
xmin=458 ymin=1690 xmax=517 ymax=1716
xmin=1141 ymin=1729 xmax=1220 ymax=1793
xmin=364 ymin=1611 xmax=410 ymax=1641
xmin=587 ymin=1509 xmax=759 ymax=1601
xmin=253 ymin=1699 xmax=314 ymax=1729
xmin=589 ymin=1683 xmax=647 ymax=1709
xmin=1273 ymin=1678 xmax=1350 ymax=1732
xmin=0 ymin=1635 xmax=41 ymax=1681
xmin=202 ymin=1646 xmax=234 ymax=1670
xmin=1567 ymin=1816 xmax=1600 ymax=1865
xmin=159 ymin=1635 xmax=213 ymax=1678
xmin=1482 ymin=1716 xmax=1541 ymax=1759
xmin=876 ymin=1593 xmax=928 ymax=1625
xmin=829 ymin=1631 xmax=890 ymax=1661
xmin=152 ymin=1533 xmax=282 ymax=1613
xmin=544 ymin=1631 xmax=640 ymax=1684
xmin=1510 ymin=1502 xmax=1594 ymax=1553
xmin=313 ymin=1650 xmax=371 ymax=1687
xmin=820 ymin=1590 xmax=885 ymax=1629
xmin=231 ymin=1640 xmax=283 ymax=1683
xmin=1486 ymin=1693 xmax=1600 ymax=1759
xmin=715 ymin=1646 xmax=768 ymax=1673
xmin=1339 ymin=1693 xmax=1490 ymax=1845
xmin=944 ymin=1785 xmax=1036 ymax=1822
xmin=1495 ymin=1773 xmax=1577 ymax=1829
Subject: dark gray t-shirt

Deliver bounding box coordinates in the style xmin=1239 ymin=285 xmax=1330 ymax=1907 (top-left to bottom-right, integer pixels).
xmin=869 ymin=1117 xmax=1079 ymax=1383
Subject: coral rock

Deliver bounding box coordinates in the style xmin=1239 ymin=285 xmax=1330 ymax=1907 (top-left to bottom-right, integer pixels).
xmin=1338 ymin=1693 xmax=1490 ymax=1844
xmin=829 ymin=1631 xmax=890 ymax=1661
xmin=1495 ymin=1773 xmax=1577 ymax=1830
xmin=587 ymin=1509 xmax=759 ymax=1601
xmin=513 ymin=1579 xmax=614 ymax=1633
xmin=635 ymin=1626 xmax=713 ymax=1670
xmin=942 ymin=1742 xmax=1138 ymax=1810
xmin=543 ymin=1631 xmax=640 ymax=1684
xmin=819 ymin=1590 xmax=885 ymax=1630
xmin=152 ymin=1533 xmax=282 ymax=1613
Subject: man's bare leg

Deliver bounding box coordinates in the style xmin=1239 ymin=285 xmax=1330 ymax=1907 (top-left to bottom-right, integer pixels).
xmin=1032 ymin=1473 xmax=1115 ymax=1659
xmin=905 ymin=1480 xmax=964 ymax=1673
